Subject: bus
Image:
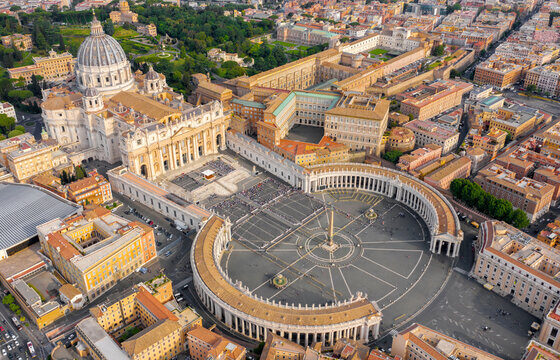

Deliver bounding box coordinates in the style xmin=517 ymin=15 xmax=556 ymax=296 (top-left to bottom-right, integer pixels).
xmin=27 ymin=341 xmax=36 ymax=358
xmin=11 ymin=317 xmax=21 ymax=330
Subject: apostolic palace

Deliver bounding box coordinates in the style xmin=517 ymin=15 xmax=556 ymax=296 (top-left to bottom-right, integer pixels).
xmin=40 ymin=16 xmax=228 ymax=181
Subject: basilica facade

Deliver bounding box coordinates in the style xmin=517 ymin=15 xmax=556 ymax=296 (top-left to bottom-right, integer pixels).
xmin=41 ymin=17 xmax=229 ymax=180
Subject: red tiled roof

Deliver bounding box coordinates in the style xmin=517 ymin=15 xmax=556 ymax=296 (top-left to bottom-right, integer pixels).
xmin=135 ymin=287 xmax=178 ymax=321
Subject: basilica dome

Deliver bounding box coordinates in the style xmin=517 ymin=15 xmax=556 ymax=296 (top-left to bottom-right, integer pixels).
xmin=75 ymin=16 xmax=134 ymax=96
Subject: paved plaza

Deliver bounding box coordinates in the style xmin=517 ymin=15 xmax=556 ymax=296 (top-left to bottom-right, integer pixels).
xmin=171 ymin=159 xmax=235 ymax=192
xmin=217 ymin=186 xmax=453 ymax=330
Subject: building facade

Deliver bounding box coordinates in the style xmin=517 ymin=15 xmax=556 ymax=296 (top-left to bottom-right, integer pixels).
xmin=1 ymin=34 xmax=32 ymax=51
xmin=67 ymin=169 xmax=113 ymax=206
xmin=404 ymin=120 xmax=460 ymax=154
xmin=473 ymin=221 xmax=560 ymax=318
xmin=475 ymin=164 xmax=554 ymax=222
xmin=188 ymin=327 xmax=246 ymax=360
xmin=398 ymin=80 xmax=473 ymax=121
xmin=392 ymin=323 xmax=503 ymax=360
xmin=8 ymin=50 xmax=75 ymax=84
xmin=37 ymin=207 xmax=157 ymax=300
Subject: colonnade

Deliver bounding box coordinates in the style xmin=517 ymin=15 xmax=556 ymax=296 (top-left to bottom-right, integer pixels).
xmin=305 ymin=165 xmax=462 ymax=257
xmin=191 ymin=217 xmax=382 ymax=349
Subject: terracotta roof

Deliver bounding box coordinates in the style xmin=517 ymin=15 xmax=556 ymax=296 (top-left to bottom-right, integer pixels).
xmin=135 ymin=287 xmax=178 ymax=321
xmin=326 ymin=99 xmax=390 ymax=121
xmin=59 ymin=284 xmax=81 ymax=299
xmin=46 ymin=232 xmax=79 ymax=260
xmin=41 ymin=93 xmax=82 ymax=111
xmin=109 ymin=91 xmax=180 ymax=121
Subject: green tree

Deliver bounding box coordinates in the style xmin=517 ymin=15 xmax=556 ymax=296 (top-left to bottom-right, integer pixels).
xmin=432 ymin=45 xmax=445 ymax=57
xmin=510 ymin=209 xmax=530 ymax=229
xmin=58 ymin=34 xmax=66 ymax=51
xmin=526 ymin=84 xmax=537 ymax=93
xmin=15 ymin=125 xmax=25 ymax=133
xmin=61 ymin=170 xmax=69 ymax=185
xmin=0 ymin=78 xmax=14 ymax=99
xmin=28 ymin=74 xmax=42 ymax=97
xmin=75 ymin=165 xmax=86 ymax=179
xmin=450 ymin=69 xmax=460 ymax=78
xmin=408 ymin=114 xmax=414 ymax=121
xmin=383 ymin=150 xmax=403 ymax=163
xmin=103 ymin=19 xmax=115 ymax=36
xmin=7 ymin=129 xmax=24 ymax=138
xmin=7 ymin=89 xmax=33 ymax=102
xmin=2 ymin=294 xmax=14 ymax=305
xmin=34 ymin=31 xmax=48 ymax=51
xmin=0 ymin=114 xmax=15 ymax=135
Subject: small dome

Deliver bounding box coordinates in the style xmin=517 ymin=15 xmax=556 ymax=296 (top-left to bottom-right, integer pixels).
xmin=145 ymin=65 xmax=159 ymax=80
xmin=84 ymin=87 xmax=99 ymax=97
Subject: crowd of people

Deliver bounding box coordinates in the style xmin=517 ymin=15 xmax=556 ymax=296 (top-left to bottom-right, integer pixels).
xmin=210 ymin=197 xmax=254 ymax=222
xmin=240 ymin=179 xmax=293 ymax=205
xmin=206 ymin=159 xmax=235 ymax=177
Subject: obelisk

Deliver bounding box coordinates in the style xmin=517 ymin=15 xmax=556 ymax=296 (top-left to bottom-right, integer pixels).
xmin=328 ymin=205 xmax=335 ymax=247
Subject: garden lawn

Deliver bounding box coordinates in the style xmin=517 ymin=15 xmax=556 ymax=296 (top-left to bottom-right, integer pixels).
xmin=369 ymin=48 xmax=388 ymax=55
xmin=119 ymin=39 xmax=154 ymax=54
xmin=114 ymin=26 xmax=139 ymax=39
xmin=273 ymin=40 xmax=297 ymax=48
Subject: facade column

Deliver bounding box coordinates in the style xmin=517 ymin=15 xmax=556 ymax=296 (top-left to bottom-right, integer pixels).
xmin=194 ymin=136 xmax=200 ymax=161
xmin=178 ymin=141 xmax=184 ymax=166
xmin=203 ymin=130 xmax=209 ymax=156
xmin=158 ymin=148 xmax=165 ymax=174
xmin=438 ymin=240 xmax=442 ymax=254
xmin=168 ymin=144 xmax=176 ymax=170
xmin=187 ymin=137 xmax=192 ymax=162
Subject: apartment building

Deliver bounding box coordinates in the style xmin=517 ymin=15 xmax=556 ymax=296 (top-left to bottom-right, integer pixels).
xmin=137 ymin=23 xmax=157 ymax=37
xmin=488 ymin=105 xmax=539 ymax=139
xmin=473 ymin=221 xmax=560 ymax=317
xmin=403 ymin=119 xmax=460 ymax=154
xmin=396 ymin=144 xmax=442 ymax=172
xmin=0 ymin=134 xmax=68 ymax=183
xmin=8 ymin=50 xmax=75 ymax=84
xmin=398 ymin=80 xmax=473 ymax=121
xmin=0 ymin=132 xmax=35 ymax=168
xmin=474 ymin=58 xmax=524 ymax=89
xmin=188 ymin=327 xmax=246 ymax=360
xmin=276 ymin=23 xmax=340 ymax=47
xmin=524 ymin=62 xmax=560 ymax=98
xmin=324 ymin=94 xmax=390 ymax=155
xmin=538 ymin=302 xmax=560 ymax=351
xmin=391 ymin=323 xmax=503 ymax=360
xmin=1 ymin=34 xmax=32 ymax=51
xmin=36 ymin=207 xmax=157 ymax=300
xmin=470 ymin=128 xmax=507 ymax=160
xmin=0 ymin=102 xmax=16 ymax=119
xmin=78 ymin=275 xmax=202 ymax=360
xmin=424 ymin=156 xmax=472 ymax=190
xmin=67 ymin=170 xmax=113 ymax=206
xmin=109 ymin=1 xmax=138 ymax=23
xmin=475 ymin=164 xmax=554 ymax=222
